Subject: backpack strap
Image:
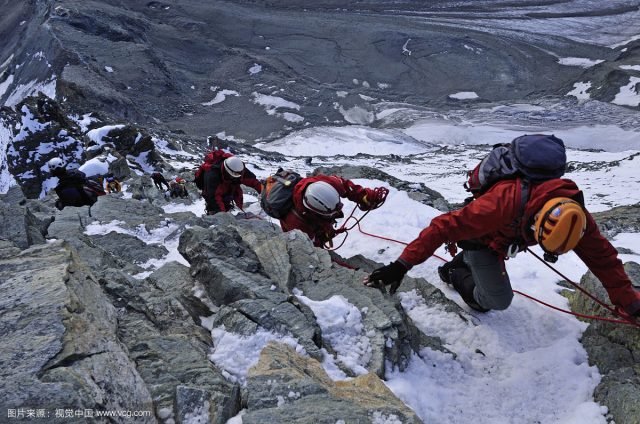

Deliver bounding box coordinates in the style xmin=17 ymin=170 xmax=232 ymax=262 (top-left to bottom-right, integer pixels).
xmin=506 ymin=178 xmax=531 ymax=258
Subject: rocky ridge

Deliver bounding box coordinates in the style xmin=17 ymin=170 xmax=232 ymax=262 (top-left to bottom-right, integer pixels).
xmin=0 ymin=180 xmax=463 ymax=423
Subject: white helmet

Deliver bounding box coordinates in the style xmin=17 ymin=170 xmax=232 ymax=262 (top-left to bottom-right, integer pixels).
xmin=48 ymin=157 xmax=65 ymax=171
xmin=303 ymin=181 xmax=342 ymax=217
xmin=223 ymin=157 xmax=244 ymax=178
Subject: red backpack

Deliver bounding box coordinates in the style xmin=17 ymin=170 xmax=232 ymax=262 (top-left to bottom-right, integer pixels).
xmin=194 ymin=150 xmax=233 ymax=189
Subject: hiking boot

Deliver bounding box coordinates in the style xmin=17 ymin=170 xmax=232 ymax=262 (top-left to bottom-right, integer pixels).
xmin=450 ymin=268 xmax=490 ymax=312
xmin=438 ymin=265 xmax=452 ymax=284
xmin=438 ymin=252 xmax=466 ymax=284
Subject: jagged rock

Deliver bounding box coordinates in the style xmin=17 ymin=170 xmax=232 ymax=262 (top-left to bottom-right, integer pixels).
xmin=0 ymin=186 xmax=54 ymax=248
xmin=5 ymin=95 xmax=88 ymax=198
xmin=98 ymin=267 xmax=241 ymax=423
xmin=89 ymin=231 xmax=168 ymax=270
xmin=180 ymin=213 xmax=456 ymax=380
xmin=108 ymin=154 xmax=132 ymax=180
xmin=312 ymin=165 xmax=450 ymax=211
xmin=243 ymin=342 xmax=422 ymax=424
xmin=0 ymin=241 xmax=155 ymax=422
xmin=592 ymin=203 xmax=640 ymax=238
xmin=568 ymin=262 xmax=640 ymax=424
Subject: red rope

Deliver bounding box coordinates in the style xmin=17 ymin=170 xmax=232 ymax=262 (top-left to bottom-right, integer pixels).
xmin=512 ymin=290 xmax=640 ymax=327
xmin=524 ymin=248 xmax=618 ymax=315
xmin=351 ymin=223 xmax=639 ymax=328
xmin=354 ymin=221 xmax=450 ymax=262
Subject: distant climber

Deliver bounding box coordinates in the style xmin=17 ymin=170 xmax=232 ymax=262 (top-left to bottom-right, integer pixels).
xmin=48 ymin=157 xmax=105 ymax=210
xmin=105 ymin=174 xmax=122 ymax=193
xmin=364 ymin=134 xmax=640 ymax=318
xmin=170 ymin=177 xmax=189 ymax=198
xmin=151 ymin=172 xmax=170 ymax=191
xmin=194 ymin=150 xmax=262 ymax=214
xmin=262 ymin=170 xmax=387 ymax=248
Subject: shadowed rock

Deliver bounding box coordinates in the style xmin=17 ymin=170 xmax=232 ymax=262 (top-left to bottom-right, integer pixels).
xmin=568 ymin=262 xmax=640 ymax=424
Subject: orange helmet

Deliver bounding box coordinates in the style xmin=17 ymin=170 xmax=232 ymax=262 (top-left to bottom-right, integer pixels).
xmin=533 ymin=197 xmax=586 ymax=255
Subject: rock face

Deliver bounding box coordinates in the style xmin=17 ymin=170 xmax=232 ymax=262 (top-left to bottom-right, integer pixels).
xmin=591 ymin=203 xmax=640 ymax=238
xmin=1 ymin=181 xmax=466 ymax=423
xmin=243 ymin=342 xmax=421 ymax=424
xmin=568 ymin=262 xmax=640 ymax=424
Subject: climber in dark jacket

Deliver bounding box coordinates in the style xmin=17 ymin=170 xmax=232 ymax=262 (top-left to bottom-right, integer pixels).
xmin=48 ymin=157 xmax=99 ymax=210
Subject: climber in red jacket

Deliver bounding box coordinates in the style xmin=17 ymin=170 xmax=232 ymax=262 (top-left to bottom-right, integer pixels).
xmin=365 ymin=177 xmax=640 ymax=317
xmin=194 ymin=151 xmax=262 ymax=215
xmin=280 ymin=175 xmax=387 ymax=247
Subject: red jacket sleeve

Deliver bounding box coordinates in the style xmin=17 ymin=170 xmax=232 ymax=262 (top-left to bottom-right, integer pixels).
xmin=319 ymin=175 xmax=368 ymax=203
xmin=399 ymin=182 xmax=519 ymax=266
xmin=241 ymin=175 xmax=263 ymax=194
xmin=215 ymin=182 xmax=228 ymax=211
xmin=573 ymin=213 xmax=640 ymax=312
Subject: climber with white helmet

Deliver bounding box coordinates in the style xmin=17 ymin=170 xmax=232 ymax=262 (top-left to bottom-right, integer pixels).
xmin=194 ymin=150 xmax=262 ymax=215
xmin=272 ymin=173 xmax=387 ymax=247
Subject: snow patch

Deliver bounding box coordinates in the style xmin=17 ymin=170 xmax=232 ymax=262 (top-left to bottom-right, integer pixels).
xmin=448 ymin=91 xmax=479 ymax=100
xmin=256 ymin=126 xmax=430 ymax=157
xmin=404 ymin=120 xmax=640 ymax=152
xmin=402 ymin=38 xmax=412 ymax=56
xmin=104 ymin=66 xmax=114 ymax=73
xmin=4 ymin=77 xmax=57 ymax=107
xmin=0 ymin=74 xmax=14 ymax=98
xmin=208 ymin=327 xmax=306 ymax=385
xmin=78 ymin=155 xmax=117 ymax=177
xmin=610 ymin=34 xmax=640 ymax=49
xmin=620 ymin=65 xmax=640 ymax=71
xmin=87 ymin=125 xmax=125 ymax=144
xmin=251 ymin=92 xmax=300 ymax=113
xmin=566 ymin=82 xmax=592 ymax=100
xmin=338 ymin=105 xmax=374 ymax=125
xmin=612 ymin=76 xmax=640 ymax=107
xmin=0 ymin=54 xmax=14 ymax=70
xmin=557 ymin=57 xmax=604 ymax=68
xmin=296 ymin=294 xmax=372 ymax=375
xmin=0 ymin=119 xmax=17 ymax=193
xmin=202 ymin=89 xmax=239 ymax=106
xmin=248 ymin=63 xmax=262 ymax=74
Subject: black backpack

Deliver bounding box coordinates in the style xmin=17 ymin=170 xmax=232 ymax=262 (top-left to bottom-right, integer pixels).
xmin=465 ymin=134 xmax=566 ymax=196
xmin=260 ymin=170 xmax=303 ymax=219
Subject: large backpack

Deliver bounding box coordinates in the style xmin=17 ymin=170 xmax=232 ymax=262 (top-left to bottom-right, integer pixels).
xmin=84 ymin=179 xmax=106 ymax=203
xmin=194 ymin=150 xmax=232 ymax=190
xmin=260 ymin=169 xmax=303 ymax=219
xmin=464 ymin=134 xmax=566 ymax=196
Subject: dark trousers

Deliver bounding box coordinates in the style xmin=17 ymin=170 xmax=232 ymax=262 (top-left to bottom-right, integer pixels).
xmin=451 ymin=248 xmax=513 ymax=311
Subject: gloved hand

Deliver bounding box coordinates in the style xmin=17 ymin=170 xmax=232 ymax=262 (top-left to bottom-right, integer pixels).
xmin=55 ymin=199 xmax=64 ymax=210
xmin=358 ymin=187 xmax=389 ymax=211
xmin=363 ymin=261 xmax=408 ymax=294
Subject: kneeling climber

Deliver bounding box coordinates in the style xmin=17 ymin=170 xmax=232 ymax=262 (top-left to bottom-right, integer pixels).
xmin=364 ymin=134 xmax=640 ymax=318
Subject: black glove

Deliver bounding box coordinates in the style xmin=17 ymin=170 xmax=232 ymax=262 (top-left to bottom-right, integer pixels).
xmin=364 ymin=261 xmax=408 ymax=295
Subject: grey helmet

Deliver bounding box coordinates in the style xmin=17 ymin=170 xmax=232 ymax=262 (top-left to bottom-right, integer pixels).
xmin=47 ymin=157 xmax=65 ymax=171
xmin=223 ymin=157 xmax=244 ymax=178
xmin=303 ymin=181 xmax=342 ymax=217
